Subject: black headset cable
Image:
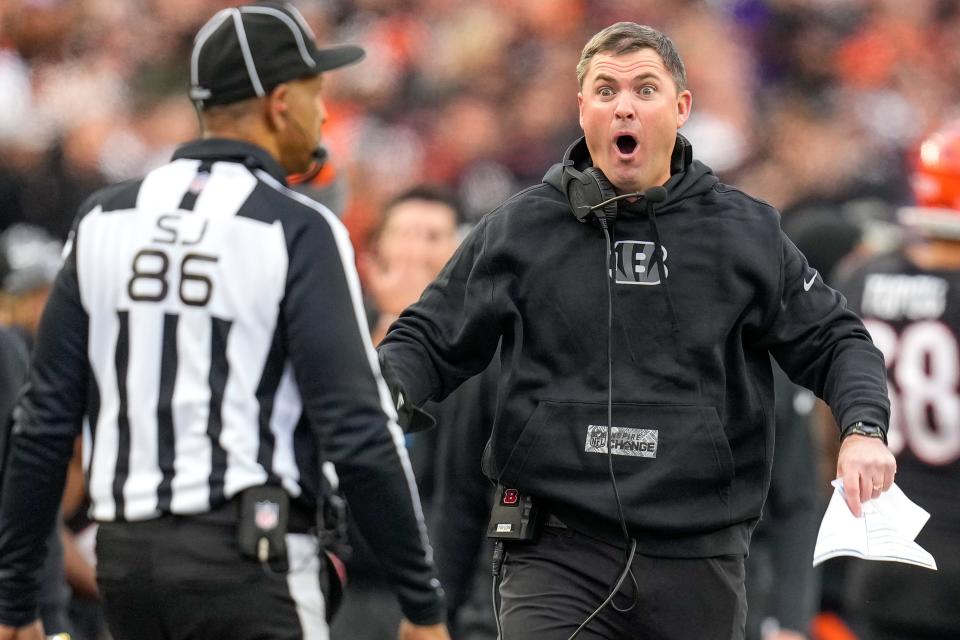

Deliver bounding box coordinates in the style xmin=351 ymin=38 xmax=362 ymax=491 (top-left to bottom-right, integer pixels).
xmin=565 ymin=211 xmax=640 ymax=640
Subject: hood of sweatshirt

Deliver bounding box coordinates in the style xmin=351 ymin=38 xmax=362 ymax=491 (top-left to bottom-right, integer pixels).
xmin=542 ymin=133 xmax=718 ymax=214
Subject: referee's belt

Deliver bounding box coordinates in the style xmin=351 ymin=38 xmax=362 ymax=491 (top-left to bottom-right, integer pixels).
xmin=282 ymin=499 xmax=317 ymax=533
xmin=192 ymin=494 xmax=317 ymax=534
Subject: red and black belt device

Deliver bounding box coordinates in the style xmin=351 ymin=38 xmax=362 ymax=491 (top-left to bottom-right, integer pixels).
xmin=486 ymin=485 xmax=542 ymax=541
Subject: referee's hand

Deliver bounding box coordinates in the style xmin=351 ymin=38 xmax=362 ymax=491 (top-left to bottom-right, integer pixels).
xmin=0 ymin=620 xmax=44 ymax=640
xmin=398 ymin=619 xmax=450 ymax=640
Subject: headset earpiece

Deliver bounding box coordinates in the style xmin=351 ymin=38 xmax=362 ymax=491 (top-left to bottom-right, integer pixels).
xmin=671 ymin=133 xmax=693 ymax=174
xmin=560 ymin=137 xmax=617 ymax=225
xmin=581 ymin=167 xmax=616 ymax=223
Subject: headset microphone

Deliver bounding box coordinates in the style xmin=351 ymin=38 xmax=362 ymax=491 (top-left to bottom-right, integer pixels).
xmin=586 ymin=191 xmax=640 ymax=212
xmin=644 ymin=186 xmax=667 ymax=204
xmin=282 ymin=109 xmax=329 ymax=183
xmin=559 ymin=135 xmax=684 ymax=227
xmin=587 ymin=185 xmax=668 ymax=213
xmin=310 ymin=144 xmax=328 ymax=167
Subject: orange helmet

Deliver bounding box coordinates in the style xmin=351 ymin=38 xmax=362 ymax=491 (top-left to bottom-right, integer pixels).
xmin=913 ymin=119 xmax=960 ymax=208
xmin=900 ymin=119 xmax=960 ymax=237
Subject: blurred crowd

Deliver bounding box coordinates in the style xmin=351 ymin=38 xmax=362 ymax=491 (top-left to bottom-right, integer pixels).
xmin=3 ymin=1 xmax=960 ymax=639
xmin=1 ymin=0 xmax=959 ymax=249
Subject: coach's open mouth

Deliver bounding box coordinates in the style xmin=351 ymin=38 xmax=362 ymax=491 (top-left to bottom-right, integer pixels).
xmin=615 ymin=134 xmax=638 ymax=156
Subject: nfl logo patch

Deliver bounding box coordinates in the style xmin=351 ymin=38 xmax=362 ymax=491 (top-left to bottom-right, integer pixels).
xmin=586 ymin=425 xmax=608 ymax=452
xmin=255 ymin=500 xmax=280 ymax=531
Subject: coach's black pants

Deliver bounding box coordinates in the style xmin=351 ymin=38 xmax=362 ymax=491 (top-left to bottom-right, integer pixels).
xmin=499 ymin=525 xmax=746 ymax=640
xmin=96 ymin=514 xmax=326 ymax=640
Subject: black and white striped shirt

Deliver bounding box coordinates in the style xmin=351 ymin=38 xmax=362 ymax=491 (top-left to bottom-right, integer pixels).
xmin=0 ymin=138 xmax=443 ymax=627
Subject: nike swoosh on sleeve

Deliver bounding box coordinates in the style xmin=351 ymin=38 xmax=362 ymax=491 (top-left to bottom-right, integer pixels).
xmin=803 ymin=272 xmax=817 ymax=291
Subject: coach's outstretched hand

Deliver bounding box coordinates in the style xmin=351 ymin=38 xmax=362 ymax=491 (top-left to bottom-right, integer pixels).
xmin=398 ymin=619 xmax=451 ymax=640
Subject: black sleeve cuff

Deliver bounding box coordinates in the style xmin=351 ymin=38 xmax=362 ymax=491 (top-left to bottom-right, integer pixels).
xmin=0 ymin=600 xmax=39 ymax=629
xmin=378 ymin=351 xmax=437 ymax=433
xmin=402 ymin=594 xmax=447 ymax=626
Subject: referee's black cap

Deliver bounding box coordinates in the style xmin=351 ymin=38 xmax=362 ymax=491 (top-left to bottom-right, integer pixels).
xmin=189 ymin=1 xmax=365 ymax=108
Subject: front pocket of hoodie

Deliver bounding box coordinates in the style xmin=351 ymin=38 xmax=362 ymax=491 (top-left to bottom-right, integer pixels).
xmin=502 ymin=401 xmax=735 ymax=530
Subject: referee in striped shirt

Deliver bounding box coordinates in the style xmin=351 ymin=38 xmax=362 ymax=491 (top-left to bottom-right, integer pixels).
xmin=0 ymin=3 xmax=448 ymax=639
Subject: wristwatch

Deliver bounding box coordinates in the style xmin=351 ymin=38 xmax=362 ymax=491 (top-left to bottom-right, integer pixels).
xmin=840 ymin=420 xmax=887 ymax=444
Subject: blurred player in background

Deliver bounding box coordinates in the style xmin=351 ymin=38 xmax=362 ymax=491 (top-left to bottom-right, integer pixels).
xmin=0 ymin=225 xmax=100 ymax=639
xmin=0 ymin=224 xmax=62 ymax=341
xmin=837 ymin=118 xmax=960 ymax=640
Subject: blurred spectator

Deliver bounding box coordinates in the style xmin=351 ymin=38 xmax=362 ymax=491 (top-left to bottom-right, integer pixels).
xmin=733 ymin=90 xmax=910 ymax=220
xmin=0 ymin=248 xmax=71 ymax=639
xmin=0 ymin=223 xmax=62 ymax=341
xmin=3 ymin=0 xmax=957 ymax=259
xmin=0 ymin=223 xmax=106 ymax=640
xmin=332 ymin=186 xmax=498 ymax=640
xmin=362 ymin=185 xmax=461 ymax=343
xmin=332 ymin=185 xmax=464 ymax=639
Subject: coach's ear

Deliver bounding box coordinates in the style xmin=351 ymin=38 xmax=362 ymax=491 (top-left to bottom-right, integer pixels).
xmin=377 ymin=351 xmax=436 ymax=433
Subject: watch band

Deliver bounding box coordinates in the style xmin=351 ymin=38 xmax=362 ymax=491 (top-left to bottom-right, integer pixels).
xmin=840 ymin=420 xmax=888 ymax=444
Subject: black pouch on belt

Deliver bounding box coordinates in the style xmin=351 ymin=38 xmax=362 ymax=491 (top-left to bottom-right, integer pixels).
xmin=237 ymin=485 xmax=290 ymax=562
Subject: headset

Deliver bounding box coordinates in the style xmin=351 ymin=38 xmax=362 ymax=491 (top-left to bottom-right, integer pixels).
xmin=557 ymin=134 xmax=691 ymax=227
xmin=194 ymin=97 xmax=330 ymax=180
xmin=558 ymin=136 xmax=619 ymax=225
xmin=281 ymin=105 xmax=329 ymax=180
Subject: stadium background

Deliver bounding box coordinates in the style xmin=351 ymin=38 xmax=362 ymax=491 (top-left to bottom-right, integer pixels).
xmin=2 ymin=0 xmax=959 ymax=252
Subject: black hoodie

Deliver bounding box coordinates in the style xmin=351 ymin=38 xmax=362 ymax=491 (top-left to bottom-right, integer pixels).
xmin=379 ymin=138 xmax=889 ymax=557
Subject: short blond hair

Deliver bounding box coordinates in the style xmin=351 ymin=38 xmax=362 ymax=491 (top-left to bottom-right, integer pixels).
xmin=577 ymin=22 xmax=687 ymax=91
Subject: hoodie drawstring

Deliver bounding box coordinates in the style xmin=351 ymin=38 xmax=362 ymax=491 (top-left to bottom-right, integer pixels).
xmin=644 ymin=199 xmax=680 ymax=335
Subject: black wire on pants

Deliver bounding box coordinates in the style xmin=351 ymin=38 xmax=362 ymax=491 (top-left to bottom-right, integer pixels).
xmin=492 ymin=540 xmax=505 ymax=639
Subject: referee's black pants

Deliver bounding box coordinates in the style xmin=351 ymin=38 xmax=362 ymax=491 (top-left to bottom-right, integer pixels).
xmin=96 ymin=513 xmax=327 ymax=640
xmin=499 ymin=525 xmax=746 ymax=640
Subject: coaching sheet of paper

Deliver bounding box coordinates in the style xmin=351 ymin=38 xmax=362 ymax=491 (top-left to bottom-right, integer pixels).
xmin=813 ymin=479 xmax=937 ymax=570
